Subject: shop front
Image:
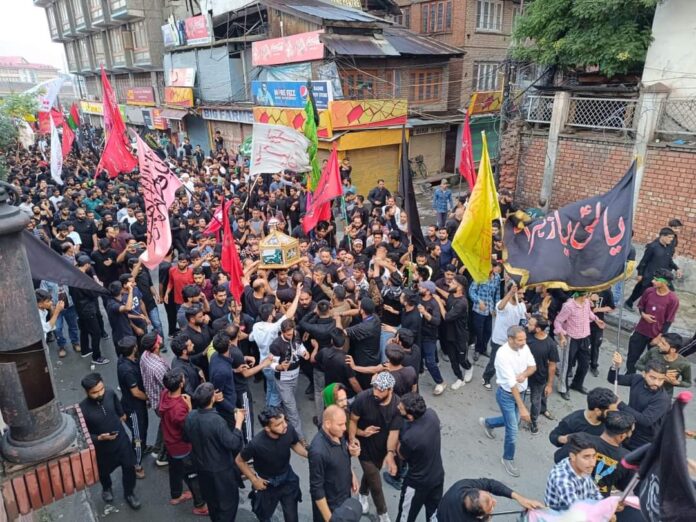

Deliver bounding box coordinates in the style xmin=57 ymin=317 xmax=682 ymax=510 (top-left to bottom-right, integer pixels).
xmin=201 ymin=107 xmax=254 ymax=154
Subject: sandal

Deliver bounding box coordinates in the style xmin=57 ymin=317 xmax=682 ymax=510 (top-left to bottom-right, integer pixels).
xmin=73 ymin=344 xmax=81 ymax=353
xmin=58 ymin=348 xmax=67 ymax=358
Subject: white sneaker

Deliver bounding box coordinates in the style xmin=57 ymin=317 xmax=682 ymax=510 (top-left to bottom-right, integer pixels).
xmin=433 ymin=383 xmax=446 ymax=396
xmin=379 ymin=514 xmax=392 ymax=522
xmin=451 ymin=379 xmax=464 ymax=390
xmin=464 ymin=367 xmax=474 ymax=383
xmin=358 ymin=494 xmax=369 ymax=515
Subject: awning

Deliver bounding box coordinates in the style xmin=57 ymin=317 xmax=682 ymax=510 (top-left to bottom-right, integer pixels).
xmin=160 ymin=108 xmax=188 ymax=120
xmin=322 ymin=33 xmax=399 ymax=57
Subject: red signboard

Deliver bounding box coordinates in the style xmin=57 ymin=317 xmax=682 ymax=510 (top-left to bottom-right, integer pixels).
xmin=126 ymin=87 xmax=155 ymax=106
xmin=184 ymin=15 xmax=212 ymax=45
xmin=164 ymin=87 xmax=194 ymax=108
xmin=152 ymin=109 xmax=168 ymax=130
xmin=252 ymin=30 xmax=325 ymax=67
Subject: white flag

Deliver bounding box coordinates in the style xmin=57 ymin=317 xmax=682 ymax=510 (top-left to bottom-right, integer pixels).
xmin=250 ymin=123 xmax=311 ymax=176
xmin=50 ymin=116 xmax=63 ymax=186
xmin=18 ymin=120 xmax=35 ymax=150
xmin=35 ymin=76 xmax=67 ymax=113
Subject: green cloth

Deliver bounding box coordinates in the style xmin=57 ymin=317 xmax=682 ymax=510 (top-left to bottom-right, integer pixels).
xmin=303 ymin=96 xmax=321 ymax=192
xmin=322 ymin=383 xmax=339 ymax=407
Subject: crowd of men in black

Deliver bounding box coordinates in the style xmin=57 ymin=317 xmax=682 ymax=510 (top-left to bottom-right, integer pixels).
xmin=7 ymin=127 xmax=693 ymax=521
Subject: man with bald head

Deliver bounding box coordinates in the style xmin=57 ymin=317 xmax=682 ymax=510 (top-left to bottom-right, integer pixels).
xmin=308 ymin=405 xmax=360 ymax=521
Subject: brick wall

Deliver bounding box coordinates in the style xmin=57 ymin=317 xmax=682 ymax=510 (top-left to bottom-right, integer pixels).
xmin=511 ymin=132 xmax=696 ymax=258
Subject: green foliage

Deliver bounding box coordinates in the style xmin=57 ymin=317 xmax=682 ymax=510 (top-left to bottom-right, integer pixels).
xmin=0 ymin=92 xmax=39 ymax=119
xmin=512 ymin=0 xmax=660 ymax=77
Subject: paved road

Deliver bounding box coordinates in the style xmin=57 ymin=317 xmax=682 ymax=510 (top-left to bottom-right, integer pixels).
xmin=41 ymin=319 xmax=696 ymax=521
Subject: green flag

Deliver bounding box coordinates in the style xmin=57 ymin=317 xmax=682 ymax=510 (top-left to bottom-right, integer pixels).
xmin=67 ymin=102 xmax=80 ymax=130
xmin=303 ymin=94 xmax=321 ymax=192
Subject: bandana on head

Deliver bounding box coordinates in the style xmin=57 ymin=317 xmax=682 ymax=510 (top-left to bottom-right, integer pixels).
xmin=372 ymin=371 xmax=395 ymax=391
xmin=653 ymin=277 xmax=669 ymax=284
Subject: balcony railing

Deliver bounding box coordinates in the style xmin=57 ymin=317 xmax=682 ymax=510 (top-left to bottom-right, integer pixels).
xmin=566 ymin=96 xmax=638 ymax=131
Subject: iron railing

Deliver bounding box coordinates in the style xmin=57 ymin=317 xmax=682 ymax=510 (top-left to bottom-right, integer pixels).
xmin=567 ymin=96 xmax=638 ymax=131
xmin=525 ymin=94 xmax=555 ymax=124
xmin=657 ymin=98 xmax=696 ymax=136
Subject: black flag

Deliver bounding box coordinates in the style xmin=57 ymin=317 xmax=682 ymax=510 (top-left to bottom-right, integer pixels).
xmin=398 ymin=127 xmax=427 ymax=254
xmin=22 ymin=231 xmax=109 ymax=295
xmin=634 ymin=391 xmax=696 ymax=521
xmin=503 ymin=160 xmax=636 ymax=289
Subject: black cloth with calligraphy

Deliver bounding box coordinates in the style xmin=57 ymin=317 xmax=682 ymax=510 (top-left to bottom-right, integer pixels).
xmin=504 ymin=162 xmax=635 ymax=289
xmin=398 ymin=127 xmax=427 ymax=255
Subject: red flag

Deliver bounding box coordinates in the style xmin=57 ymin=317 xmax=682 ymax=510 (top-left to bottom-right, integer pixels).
xmin=221 ymin=200 xmax=244 ymax=303
xmin=96 ymin=66 xmax=137 ymax=178
xmin=459 ymin=113 xmax=477 ymax=190
xmin=38 ymin=111 xmax=50 ymax=134
xmin=61 ymin=122 xmax=75 ymax=157
xmin=303 ymin=144 xmax=342 ymax=234
xmin=203 ymin=203 xmax=225 ymax=235
xmin=50 ymin=108 xmax=64 ymax=127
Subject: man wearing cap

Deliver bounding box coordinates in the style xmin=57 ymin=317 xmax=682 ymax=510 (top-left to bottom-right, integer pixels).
xmin=116 ymin=336 xmax=149 ymax=479
xmin=626 ymin=269 xmax=680 ymax=374
xmin=349 ymin=371 xmax=403 ymax=522
xmin=432 ymin=179 xmax=453 ymax=229
xmin=340 ymin=297 xmax=383 ymax=390
xmin=139 ymin=331 xmax=171 ymax=466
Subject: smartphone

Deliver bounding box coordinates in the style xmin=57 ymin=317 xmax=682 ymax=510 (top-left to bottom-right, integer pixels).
xmin=58 ymin=291 xmax=69 ymax=307
xmin=109 ymin=431 xmax=119 ymax=437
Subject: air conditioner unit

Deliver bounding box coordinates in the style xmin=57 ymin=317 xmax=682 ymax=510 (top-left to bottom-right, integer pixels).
xmin=122 ymin=29 xmax=134 ymax=50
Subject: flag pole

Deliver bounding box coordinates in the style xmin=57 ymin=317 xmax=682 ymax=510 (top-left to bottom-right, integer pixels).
xmin=614 ymin=260 xmax=629 ymax=395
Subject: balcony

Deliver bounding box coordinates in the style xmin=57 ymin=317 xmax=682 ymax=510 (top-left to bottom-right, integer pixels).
xmin=90 ymin=0 xmax=115 ymax=27
xmin=109 ymin=0 xmax=144 ymax=22
xmin=34 ymin=0 xmax=53 ymax=6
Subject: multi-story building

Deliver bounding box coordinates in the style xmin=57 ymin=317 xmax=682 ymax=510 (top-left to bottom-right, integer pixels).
xmin=0 ymin=55 xmax=76 ymax=100
xmin=34 ymin=0 xmax=190 ymax=131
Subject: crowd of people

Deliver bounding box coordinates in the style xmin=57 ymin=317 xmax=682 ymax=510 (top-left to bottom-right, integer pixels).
xmin=7 ymin=125 xmax=693 ymax=521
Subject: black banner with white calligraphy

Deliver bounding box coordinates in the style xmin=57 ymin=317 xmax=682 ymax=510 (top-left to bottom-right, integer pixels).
xmin=503 ymin=161 xmax=636 ymax=290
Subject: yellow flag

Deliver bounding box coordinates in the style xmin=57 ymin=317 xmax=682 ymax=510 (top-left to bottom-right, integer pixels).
xmin=452 ymin=131 xmax=501 ymax=282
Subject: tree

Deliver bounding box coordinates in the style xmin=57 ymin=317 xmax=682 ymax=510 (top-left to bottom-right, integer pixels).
xmin=0 ymin=93 xmax=40 ymax=179
xmin=512 ymin=0 xmax=659 ymax=78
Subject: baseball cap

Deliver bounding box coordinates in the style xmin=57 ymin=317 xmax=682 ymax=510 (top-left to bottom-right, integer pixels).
xmin=419 ymin=281 xmax=437 ymax=294
xmin=76 ymin=255 xmax=94 ymax=267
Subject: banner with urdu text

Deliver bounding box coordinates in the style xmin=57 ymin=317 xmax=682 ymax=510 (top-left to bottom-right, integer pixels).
xmin=250 ymin=123 xmax=311 ymax=176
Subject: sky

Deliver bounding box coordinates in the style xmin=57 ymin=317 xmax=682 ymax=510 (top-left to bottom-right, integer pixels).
xmin=0 ymin=2 xmax=66 ymax=70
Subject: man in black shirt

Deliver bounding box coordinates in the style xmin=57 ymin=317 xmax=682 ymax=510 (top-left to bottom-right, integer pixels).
xmin=549 ymin=387 xmax=618 ymax=447
xmin=434 ymin=275 xmax=471 ymax=390
xmin=236 ymin=407 xmax=308 ymax=522
xmin=608 ymin=353 xmax=670 ymax=450
xmin=116 ymin=336 xmax=149 ymax=479
xmin=625 ymin=227 xmax=679 ymax=309
xmin=395 ymin=393 xmax=444 ymax=522
xmin=308 ymin=405 xmax=360 ymax=521
xmin=129 ymin=210 xmax=147 ymax=243
xmin=170 ymin=333 xmax=204 ymax=396
xmin=417 ymin=281 xmax=445 ymax=394
xmin=436 ymin=478 xmax=542 ymax=521
xmin=92 ymin=238 xmax=119 ymax=286
xmin=208 ymin=284 xmax=231 ymax=322
xmin=341 ymin=297 xmax=382 ymax=390
xmin=73 ymin=207 xmax=98 ymax=251
xmin=589 ymin=289 xmax=615 ymax=377
xmin=184 ymin=383 xmax=245 ymax=522
xmin=526 ymin=315 xmax=560 ymax=434
xmin=106 ymin=280 xmax=135 ymax=351
xmin=349 ymin=371 xmax=403 ymax=520
xmin=79 ymin=373 xmax=141 ymax=510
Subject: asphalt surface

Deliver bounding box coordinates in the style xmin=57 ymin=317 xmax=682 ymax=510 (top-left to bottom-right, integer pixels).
xmin=40 ymin=318 xmax=696 ymax=522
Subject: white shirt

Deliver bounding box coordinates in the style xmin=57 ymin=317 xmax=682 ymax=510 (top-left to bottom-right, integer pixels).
xmin=491 ymin=300 xmax=527 ymax=345
xmin=249 ymin=315 xmax=287 ymax=359
xmin=494 ymin=342 xmax=536 ymax=393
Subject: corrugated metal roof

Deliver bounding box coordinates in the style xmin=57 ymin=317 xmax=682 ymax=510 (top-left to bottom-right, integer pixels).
xmin=382 ymin=27 xmax=463 ymax=56
xmin=288 ymin=4 xmax=381 ymax=22
xmin=321 ymin=33 xmax=400 ymax=57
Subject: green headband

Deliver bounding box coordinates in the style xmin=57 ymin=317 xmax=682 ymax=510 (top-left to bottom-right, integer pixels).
xmin=653 ymin=277 xmax=669 ymax=284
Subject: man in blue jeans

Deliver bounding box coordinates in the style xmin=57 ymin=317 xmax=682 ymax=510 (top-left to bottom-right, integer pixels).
xmin=479 ymin=325 xmax=536 ymax=478
xmin=469 ymin=266 xmax=501 ymax=361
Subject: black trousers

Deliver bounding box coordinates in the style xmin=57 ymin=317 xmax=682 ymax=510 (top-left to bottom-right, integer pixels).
xmin=251 ymin=472 xmax=301 ymax=522
xmin=589 ymin=323 xmax=604 ymax=371
xmin=396 ymin=481 xmax=443 ymax=522
xmin=482 ymin=341 xmax=502 ymax=384
xmin=78 ymin=314 xmax=102 ymax=360
xmin=164 ymin=299 xmax=178 ymax=337
xmin=169 ymin=453 xmax=205 ymax=507
xmin=125 ymin=406 xmax=148 ymax=467
xmin=626 ymin=279 xmax=650 ymax=307
xmin=442 ymin=338 xmax=471 ymax=380
xmin=626 ymin=331 xmax=653 ymax=374
xmin=567 ymin=336 xmax=591 ymax=389
xmin=199 ymin=468 xmax=239 ymax=522
xmin=97 ymin=450 xmax=136 ymax=497
xmin=528 ymin=382 xmax=549 ymax=424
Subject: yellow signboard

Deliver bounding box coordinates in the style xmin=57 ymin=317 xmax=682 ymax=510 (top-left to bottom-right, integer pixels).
xmin=468 ymin=91 xmax=503 ymax=115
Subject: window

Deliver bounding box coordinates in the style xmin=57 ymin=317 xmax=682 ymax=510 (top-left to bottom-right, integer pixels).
xmin=58 ymin=0 xmax=70 ymax=30
xmin=71 ymin=0 xmax=84 ymax=25
xmin=476 ymin=0 xmax=503 ymax=31
xmin=409 ymin=69 xmax=443 ymax=103
xmin=110 ymin=0 xmax=127 ymax=11
xmin=66 ymin=42 xmax=77 ymax=70
xmin=420 ymin=1 xmax=452 ymax=33
xmin=89 ymin=0 xmax=103 ymax=19
xmin=473 ymin=62 xmax=501 ymax=91
xmin=78 ymin=38 xmax=91 ymax=70
xmin=109 ymin=28 xmax=125 ymax=64
xmin=341 ymin=69 xmax=394 ymax=99
xmin=394 ymin=6 xmax=410 ymax=28
xmin=92 ymin=34 xmax=105 ymax=65
xmin=131 ymin=21 xmax=150 ymax=63
xmin=47 ymin=7 xmax=58 ymax=36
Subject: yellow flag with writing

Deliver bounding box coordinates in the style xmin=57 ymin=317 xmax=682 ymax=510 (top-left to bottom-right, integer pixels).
xmin=452 ymin=131 xmax=502 ymax=282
